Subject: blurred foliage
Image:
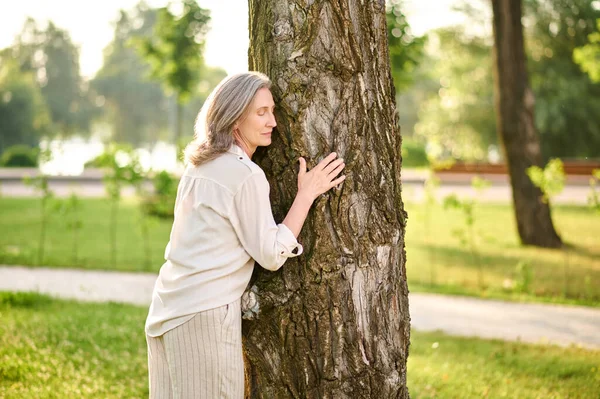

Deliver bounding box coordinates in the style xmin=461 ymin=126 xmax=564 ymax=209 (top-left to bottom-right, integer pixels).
xmin=526 ymin=158 xmax=566 ymax=204
xmin=93 ymin=143 xmax=145 ymax=200
xmin=21 ymin=150 xmax=53 ymax=265
xmin=514 ymin=261 xmax=534 ymax=294
xmin=386 ymin=0 xmax=432 ymax=140
xmin=91 ymin=4 xmax=168 ymax=146
xmin=93 ymin=1 xmax=225 ymax=147
xmin=7 ymin=18 xmax=97 ymax=137
xmin=401 ymin=138 xmax=429 ymax=167
xmin=587 ymin=169 xmax=600 ymax=212
xmin=414 ymin=27 xmax=497 ymax=162
xmin=386 ymin=0 xmax=427 ymax=92
xmin=405 ymin=0 xmax=600 ymax=162
xmin=0 ymin=57 xmax=51 ymax=153
xmin=0 ymin=145 xmax=39 ymax=167
xmin=574 ymin=19 xmax=600 ymax=82
xmin=133 ymin=0 xmax=211 ymax=143
xmin=1 ymin=2 xmax=224 ymax=152
xmin=442 ymin=176 xmax=491 ymax=290
xmin=142 ymin=170 xmax=178 ymax=218
xmin=94 ymin=143 xmax=145 ymax=268
xmin=525 ymin=0 xmax=600 ymax=159
xmin=53 ymin=192 xmax=83 ymax=265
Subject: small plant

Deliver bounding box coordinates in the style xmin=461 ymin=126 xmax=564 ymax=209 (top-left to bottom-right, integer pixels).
xmin=22 ymin=149 xmax=53 ymax=265
xmin=588 ymin=169 xmax=600 ymax=213
xmin=526 ymin=158 xmax=565 ymax=205
xmin=527 ymin=159 xmax=569 ymax=296
xmin=142 ymin=170 xmax=178 ymax=218
xmin=514 ymin=261 xmax=533 ymax=294
xmin=443 ymin=195 xmax=481 ymax=289
xmin=423 ymin=174 xmax=440 ymax=285
xmin=471 ymin=175 xmax=492 ymax=193
xmin=93 ymin=144 xmax=144 ymax=269
xmin=53 ymin=192 xmax=83 ymax=265
xmin=442 ymin=177 xmax=491 ymax=291
xmin=130 ymin=170 xmax=158 ymax=271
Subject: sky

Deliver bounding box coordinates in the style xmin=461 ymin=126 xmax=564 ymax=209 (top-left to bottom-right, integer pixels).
xmin=0 ymin=0 xmax=466 ymax=79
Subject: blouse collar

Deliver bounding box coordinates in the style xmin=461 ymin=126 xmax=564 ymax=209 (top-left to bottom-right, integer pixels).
xmin=228 ymin=143 xmax=250 ymax=159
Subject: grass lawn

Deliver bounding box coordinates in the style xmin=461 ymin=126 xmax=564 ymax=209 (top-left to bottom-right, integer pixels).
xmin=404 ymin=201 xmax=600 ymax=306
xmin=1 ymin=292 xmax=598 ymax=398
xmin=0 ymin=292 xmax=148 ymax=398
xmin=0 ymin=197 xmax=172 ymax=272
xmin=0 ymin=197 xmax=598 ymax=305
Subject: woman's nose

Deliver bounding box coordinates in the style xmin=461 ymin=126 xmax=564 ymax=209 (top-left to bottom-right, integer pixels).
xmin=268 ymin=112 xmax=277 ymax=128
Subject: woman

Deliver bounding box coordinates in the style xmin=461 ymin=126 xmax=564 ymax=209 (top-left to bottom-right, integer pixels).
xmin=145 ymin=71 xmax=346 ymax=398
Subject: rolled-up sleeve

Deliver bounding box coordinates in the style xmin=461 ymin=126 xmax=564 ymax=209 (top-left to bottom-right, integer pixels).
xmin=229 ymin=172 xmax=303 ymax=271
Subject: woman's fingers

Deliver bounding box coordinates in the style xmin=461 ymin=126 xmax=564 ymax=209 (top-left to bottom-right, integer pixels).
xmin=329 ymin=174 xmax=346 ymax=188
xmin=323 ymin=158 xmax=344 ymax=175
xmin=327 ymin=161 xmax=345 ymax=178
xmin=315 ymin=152 xmax=338 ymax=171
xmin=298 ymin=157 xmax=307 ymax=179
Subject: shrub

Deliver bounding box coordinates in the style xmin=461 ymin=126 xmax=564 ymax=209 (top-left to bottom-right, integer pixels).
xmin=84 ymin=154 xmax=104 ymax=168
xmin=401 ymin=138 xmax=429 ymax=168
xmin=142 ymin=170 xmax=177 ymax=218
xmin=0 ymin=145 xmax=39 ymax=167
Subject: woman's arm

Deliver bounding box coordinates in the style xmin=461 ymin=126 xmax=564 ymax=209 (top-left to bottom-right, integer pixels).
xmin=282 ymin=153 xmax=346 ymax=237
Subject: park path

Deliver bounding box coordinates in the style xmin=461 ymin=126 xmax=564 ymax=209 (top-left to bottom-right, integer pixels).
xmin=0 ymin=169 xmax=591 ymax=204
xmin=1 ymin=265 xmax=599 ymax=350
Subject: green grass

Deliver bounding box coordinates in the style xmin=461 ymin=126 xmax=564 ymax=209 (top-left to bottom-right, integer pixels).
xmin=0 ymin=197 xmax=172 ymax=272
xmin=409 ymin=331 xmax=600 ymax=399
xmin=405 ymin=201 xmax=600 ymax=306
xmin=1 ymin=292 xmax=598 ymax=398
xmin=0 ymin=197 xmax=599 ymax=305
xmin=0 ymin=292 xmax=148 ymax=398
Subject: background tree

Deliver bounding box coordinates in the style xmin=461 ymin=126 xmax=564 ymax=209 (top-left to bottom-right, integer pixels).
xmin=386 ymin=0 xmax=433 ymax=159
xmin=92 ymin=4 xmax=168 ymax=146
xmin=9 ymin=18 xmax=94 ymax=137
xmin=491 ymin=0 xmax=562 ymax=248
xmin=574 ymin=18 xmax=600 ymax=82
xmin=386 ymin=0 xmax=426 ymax=92
xmin=525 ymin=0 xmax=600 ymax=159
xmin=245 ymin=1 xmax=409 ymax=397
xmin=134 ymin=0 xmax=210 ymax=146
xmin=0 ymin=56 xmax=51 ymax=153
xmin=415 ymin=26 xmax=498 ymax=161
xmin=403 ymin=0 xmax=600 ymax=162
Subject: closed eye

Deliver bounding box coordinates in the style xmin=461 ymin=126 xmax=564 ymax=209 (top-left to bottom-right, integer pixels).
xmin=258 ymin=106 xmax=275 ymax=116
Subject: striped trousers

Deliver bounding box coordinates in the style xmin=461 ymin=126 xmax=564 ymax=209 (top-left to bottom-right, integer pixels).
xmin=146 ymin=298 xmax=244 ymax=398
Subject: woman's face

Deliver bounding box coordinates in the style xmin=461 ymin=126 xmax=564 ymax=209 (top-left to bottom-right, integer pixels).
xmin=235 ymin=87 xmax=277 ymax=153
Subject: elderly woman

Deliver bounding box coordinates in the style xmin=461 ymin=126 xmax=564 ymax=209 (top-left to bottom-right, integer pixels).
xmin=145 ymin=71 xmax=346 ymax=398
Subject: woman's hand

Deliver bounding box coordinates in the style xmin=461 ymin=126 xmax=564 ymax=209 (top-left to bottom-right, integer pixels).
xmin=297 ymin=152 xmax=346 ymax=202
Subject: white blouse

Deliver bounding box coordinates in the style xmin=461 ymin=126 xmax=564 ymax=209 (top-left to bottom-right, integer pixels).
xmin=145 ymin=144 xmax=303 ymax=337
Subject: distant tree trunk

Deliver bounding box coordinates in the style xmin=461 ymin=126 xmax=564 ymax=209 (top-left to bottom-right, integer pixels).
xmin=491 ymin=0 xmax=562 ymax=248
xmin=245 ymin=1 xmax=410 ymax=398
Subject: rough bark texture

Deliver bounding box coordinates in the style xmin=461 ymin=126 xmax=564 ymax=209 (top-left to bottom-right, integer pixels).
xmin=243 ymin=1 xmax=410 ymax=398
xmin=491 ymin=0 xmax=562 ymax=248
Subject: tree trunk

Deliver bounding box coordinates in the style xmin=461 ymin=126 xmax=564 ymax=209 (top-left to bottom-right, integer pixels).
xmin=491 ymin=0 xmax=562 ymax=248
xmin=245 ymin=1 xmax=410 ymax=398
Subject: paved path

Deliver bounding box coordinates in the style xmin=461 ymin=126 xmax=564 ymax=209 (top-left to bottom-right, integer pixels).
xmin=1 ymin=265 xmax=599 ymax=350
xmin=0 ymin=170 xmax=590 ymax=204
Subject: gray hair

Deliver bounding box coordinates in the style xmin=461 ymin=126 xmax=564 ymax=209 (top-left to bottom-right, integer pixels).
xmin=183 ymin=72 xmax=272 ymax=166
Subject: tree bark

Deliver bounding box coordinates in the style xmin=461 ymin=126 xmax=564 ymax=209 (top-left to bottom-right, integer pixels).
xmin=244 ymin=1 xmax=410 ymax=398
xmin=491 ymin=0 xmax=562 ymax=248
